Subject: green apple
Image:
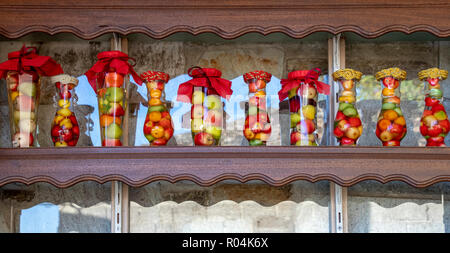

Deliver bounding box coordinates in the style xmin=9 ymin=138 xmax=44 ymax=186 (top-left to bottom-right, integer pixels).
xmin=18 ymin=82 xmax=37 ymax=97
xmin=288 ymin=88 xmax=297 ymax=99
xmin=343 ymin=107 xmax=357 ymax=117
xmin=145 ymin=134 xmax=155 ymax=142
xmin=105 ymin=87 xmax=124 ymax=102
xmin=205 ymin=95 xmax=222 ymax=110
xmin=394 ymin=107 xmax=403 ymax=116
xmin=249 ymin=139 xmax=263 ymax=146
xmin=434 ymin=110 xmax=447 ymax=121
xmin=206 ymin=126 xmax=222 ymax=140
xmin=191 ymin=118 xmax=204 ymax=133
xmin=290 ymin=113 xmax=301 ymax=126
xmin=192 ymin=90 xmax=205 ymax=105
xmin=382 ymin=103 xmax=395 ymax=110
xmin=106 ymin=123 xmax=122 ymax=139
xmin=148 ymin=105 xmax=165 ymax=112
xmin=338 ymin=102 xmax=352 ymax=112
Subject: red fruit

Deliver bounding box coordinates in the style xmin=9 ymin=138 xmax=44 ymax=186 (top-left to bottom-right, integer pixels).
xmin=194 ymin=132 xmax=214 ymax=146
xmin=394 ymin=128 xmax=407 ymax=141
xmin=429 ymin=136 xmax=444 ymax=143
xmin=161 ymin=111 xmax=171 ymax=119
xmin=340 ymin=137 xmax=355 ymax=146
xmin=348 ymin=117 xmax=362 ymax=127
xmin=108 ymin=103 xmax=125 ymax=117
xmin=261 ymin=123 xmax=272 ymax=134
xmin=61 ymin=129 xmax=73 ymax=142
xmin=422 ymin=110 xmax=433 ymax=117
xmin=425 ymin=96 xmax=439 ymax=107
xmin=102 ymin=139 xmax=122 ymax=146
xmin=51 ymin=125 xmax=62 ymax=137
xmin=335 ymin=111 xmax=346 ymax=122
xmin=439 ymin=119 xmax=450 ymax=133
xmin=257 ymin=112 xmax=270 ymax=124
xmin=289 ymin=99 xmax=300 ymax=113
xmin=67 ymin=139 xmax=77 ymax=146
xmin=390 ymin=124 xmax=403 ymax=134
xmin=248 ymin=82 xmax=258 ymax=93
xmin=334 ymin=127 xmax=345 ymax=138
xmin=382 ymin=77 xmax=395 ymax=88
xmin=375 ymin=127 xmax=381 ymax=138
xmin=164 ymin=128 xmax=174 ymax=140
xmin=420 ymin=125 xmax=428 ymax=136
xmin=59 ymin=90 xmax=72 ymax=99
xmin=290 ymin=131 xmax=301 ymax=145
xmin=72 ymin=125 xmax=80 ymax=136
xmin=428 ymin=78 xmax=439 ymax=86
xmin=427 ymin=125 xmax=443 ymax=137
xmin=431 ymin=104 xmax=446 ymax=114
xmin=297 ymin=119 xmax=315 ymax=134
xmin=159 ymin=118 xmax=172 ymax=129
xmin=383 ymin=140 xmax=400 ymax=146
xmin=143 ymin=121 xmax=154 ymax=135
xmin=152 ymin=138 xmax=167 ymax=146
xmin=69 ymin=115 xmax=78 ymax=126
xmin=205 ymin=110 xmax=222 ymax=127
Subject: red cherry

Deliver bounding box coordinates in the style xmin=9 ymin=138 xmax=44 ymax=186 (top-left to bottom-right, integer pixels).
xmin=420 ymin=125 xmax=428 ymax=136
xmin=51 ymin=125 xmax=62 ymax=137
xmin=425 ymin=96 xmax=439 ymax=107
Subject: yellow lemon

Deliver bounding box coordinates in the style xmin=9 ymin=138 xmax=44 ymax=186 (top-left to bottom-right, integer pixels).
xmin=58 ymin=99 xmax=71 ymax=108
xmin=254 ymin=90 xmax=266 ymax=97
xmin=10 ymin=91 xmax=20 ymax=101
xmin=339 ymin=95 xmax=355 ymax=103
xmin=57 ymin=108 xmax=72 ymax=117
xmin=301 ymin=105 xmax=316 ymax=120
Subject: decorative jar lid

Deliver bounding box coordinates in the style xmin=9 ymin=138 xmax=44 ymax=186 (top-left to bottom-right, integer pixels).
xmin=243 ymin=70 xmax=272 ymax=83
xmin=375 ymin=67 xmax=407 ymax=81
xmin=332 ymin=68 xmax=362 ymax=81
xmin=50 ymin=74 xmax=79 ymax=86
xmin=418 ymin=68 xmax=448 ymax=81
xmin=140 ymin=70 xmax=170 ymax=83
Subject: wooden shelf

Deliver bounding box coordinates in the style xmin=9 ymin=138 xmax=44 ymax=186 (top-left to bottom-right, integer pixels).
xmin=0 ymin=146 xmax=449 ymax=188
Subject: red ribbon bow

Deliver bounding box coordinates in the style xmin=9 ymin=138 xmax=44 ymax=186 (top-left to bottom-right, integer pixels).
xmin=85 ymin=50 xmax=143 ymax=92
xmin=177 ymin=67 xmax=233 ymax=103
xmin=278 ymin=68 xmax=330 ymax=101
xmin=0 ymin=45 xmax=64 ymax=79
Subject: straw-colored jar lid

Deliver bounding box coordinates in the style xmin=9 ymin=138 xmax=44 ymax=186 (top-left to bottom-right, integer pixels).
xmin=332 ymin=69 xmax=362 ymax=81
xmin=375 ymin=67 xmax=407 ymax=81
xmin=418 ymin=67 xmax=448 ymax=81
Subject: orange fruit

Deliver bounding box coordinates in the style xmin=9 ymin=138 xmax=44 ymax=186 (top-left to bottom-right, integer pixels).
xmin=100 ymin=115 xmax=121 ymax=127
xmin=382 ymin=88 xmax=395 ymax=97
xmin=105 ymin=72 xmax=124 ymax=87
xmin=150 ymin=89 xmax=162 ymax=98
xmin=149 ymin=98 xmax=162 ymax=106
xmin=394 ymin=116 xmax=406 ymax=126
xmin=384 ymin=96 xmax=401 ymax=104
xmin=254 ymin=90 xmax=266 ymax=97
xmin=255 ymin=133 xmax=270 ymax=141
xmin=377 ymin=119 xmax=391 ymax=131
xmin=342 ymin=80 xmax=354 ymax=90
xmin=383 ymin=110 xmax=398 ymax=121
xmin=150 ymin=125 xmax=164 ymax=138
xmin=148 ymin=111 xmax=162 ymax=122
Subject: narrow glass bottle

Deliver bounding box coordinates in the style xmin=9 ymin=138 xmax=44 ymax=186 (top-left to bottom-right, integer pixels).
xmin=418 ymin=68 xmax=449 ymax=146
xmin=375 ymin=67 xmax=407 ymax=146
xmin=332 ymin=69 xmax=363 ymax=146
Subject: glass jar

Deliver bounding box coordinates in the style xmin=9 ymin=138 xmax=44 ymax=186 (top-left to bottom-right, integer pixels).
xmin=6 ymin=70 xmax=40 ymax=148
xmin=418 ymin=68 xmax=449 ymax=146
xmin=191 ymin=86 xmax=223 ymax=146
xmin=50 ymin=74 xmax=79 ymax=147
xmin=243 ymin=70 xmax=272 ymax=146
xmin=141 ymin=71 xmax=173 ymax=146
xmin=287 ymin=71 xmax=319 ymax=146
xmin=375 ymin=68 xmax=407 ymax=146
xmin=332 ymin=69 xmax=363 ymax=146
xmin=97 ymin=69 xmax=127 ymax=146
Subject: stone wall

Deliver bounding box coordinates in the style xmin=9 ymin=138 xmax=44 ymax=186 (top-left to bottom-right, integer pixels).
xmin=0 ymin=33 xmax=449 ymax=233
